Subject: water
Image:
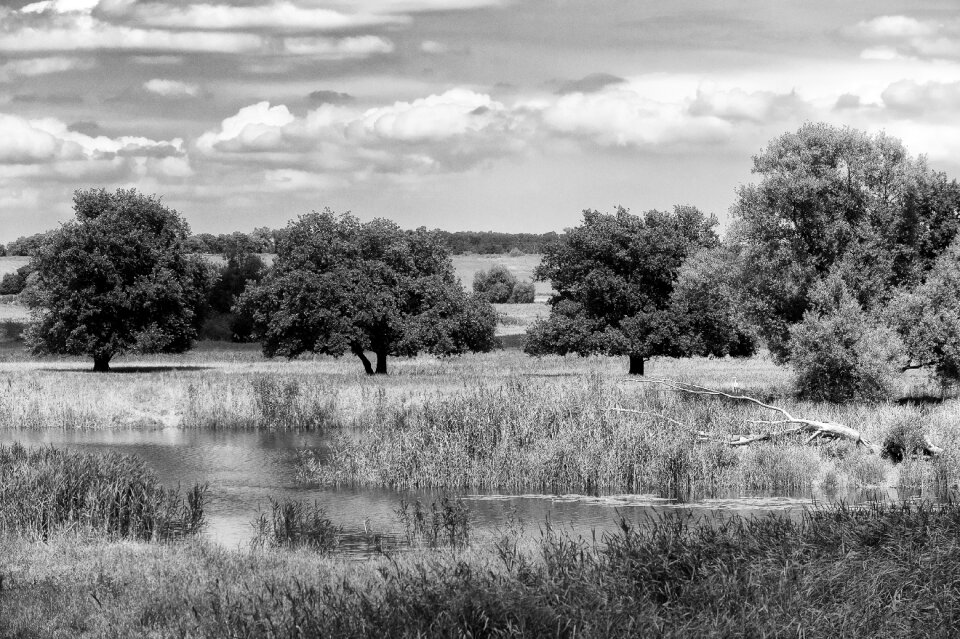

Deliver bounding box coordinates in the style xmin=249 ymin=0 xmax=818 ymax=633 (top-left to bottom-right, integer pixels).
xmin=0 ymin=427 xmax=875 ymax=555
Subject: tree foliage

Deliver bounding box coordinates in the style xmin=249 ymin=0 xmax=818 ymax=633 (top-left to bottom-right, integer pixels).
xmin=22 ymin=188 xmax=211 ymax=371
xmin=789 ymin=275 xmax=903 ymax=402
xmin=238 ymin=210 xmax=497 ymax=374
xmin=888 ymin=238 xmax=960 ymax=384
xmin=732 ymin=122 xmax=960 ymax=361
xmin=525 ymin=206 xmax=732 ymax=374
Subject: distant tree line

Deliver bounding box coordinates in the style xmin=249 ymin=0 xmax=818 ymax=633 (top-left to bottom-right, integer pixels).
xmin=432 ymin=231 xmax=560 ymax=255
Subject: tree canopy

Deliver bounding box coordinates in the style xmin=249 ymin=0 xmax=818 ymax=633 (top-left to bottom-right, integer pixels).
xmin=237 ymin=210 xmax=497 ymax=374
xmin=525 ymin=206 xmax=741 ymax=374
xmin=731 ymin=122 xmax=960 ymax=360
xmin=23 ymin=188 xmax=211 ymax=371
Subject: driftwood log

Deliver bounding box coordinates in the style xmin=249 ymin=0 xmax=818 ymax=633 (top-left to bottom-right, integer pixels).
xmin=616 ymin=378 xmax=943 ymax=458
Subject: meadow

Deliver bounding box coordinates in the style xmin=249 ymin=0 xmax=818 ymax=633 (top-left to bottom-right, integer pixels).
xmin=3 ymin=253 xmax=960 ymax=635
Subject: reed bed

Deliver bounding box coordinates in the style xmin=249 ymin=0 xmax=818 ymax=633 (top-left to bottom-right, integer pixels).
xmin=251 ymin=499 xmax=342 ymax=553
xmin=4 ymin=500 xmax=960 ymax=637
xmin=307 ymin=371 xmax=958 ymax=497
xmin=0 ymin=443 xmax=206 ymax=541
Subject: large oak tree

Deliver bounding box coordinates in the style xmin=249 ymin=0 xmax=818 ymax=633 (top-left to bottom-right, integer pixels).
xmin=23 ymin=188 xmax=211 ymax=372
xmin=237 ymin=210 xmax=497 ymax=374
xmin=524 ymin=206 xmax=744 ymax=374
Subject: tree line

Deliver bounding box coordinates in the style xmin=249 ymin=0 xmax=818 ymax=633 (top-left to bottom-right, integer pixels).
xmin=11 ymin=122 xmax=960 ymax=399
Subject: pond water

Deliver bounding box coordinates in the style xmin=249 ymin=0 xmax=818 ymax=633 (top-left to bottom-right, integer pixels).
xmin=0 ymin=428 xmax=900 ymax=556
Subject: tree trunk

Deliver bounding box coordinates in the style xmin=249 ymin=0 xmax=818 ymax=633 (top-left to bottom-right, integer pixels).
xmin=353 ymin=347 xmax=374 ymax=376
xmin=628 ymin=355 xmax=645 ymax=376
xmin=375 ymin=351 xmax=388 ymax=375
xmin=93 ymin=355 xmax=111 ymax=373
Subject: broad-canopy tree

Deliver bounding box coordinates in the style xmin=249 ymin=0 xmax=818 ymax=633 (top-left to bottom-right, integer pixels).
xmin=237 ymin=210 xmax=497 ymax=374
xmin=23 ymin=188 xmax=211 ymax=372
xmin=731 ymin=122 xmax=960 ymax=361
xmin=525 ymin=205 xmax=734 ymax=375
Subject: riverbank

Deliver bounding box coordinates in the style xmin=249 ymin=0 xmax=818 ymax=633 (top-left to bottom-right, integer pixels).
xmin=3 ymin=500 xmax=960 ymax=637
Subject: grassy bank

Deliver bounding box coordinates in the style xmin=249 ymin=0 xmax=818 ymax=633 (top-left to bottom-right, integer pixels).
xmin=3 ymin=500 xmax=960 ymax=637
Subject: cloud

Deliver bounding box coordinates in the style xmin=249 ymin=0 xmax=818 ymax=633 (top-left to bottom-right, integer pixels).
xmin=98 ymin=1 xmax=405 ymax=32
xmin=143 ymin=78 xmax=200 ymax=97
xmin=197 ymin=89 xmax=529 ymax=174
xmin=688 ymin=87 xmax=809 ymax=123
xmin=846 ymin=15 xmax=960 ymax=60
xmin=420 ymin=40 xmax=447 ymax=54
xmin=0 ymin=15 xmax=267 ymax=53
xmin=556 ymin=73 xmax=626 ymax=95
xmin=0 ymin=111 xmax=190 ymax=186
xmin=0 ymin=55 xmax=94 ymax=81
xmin=881 ymin=79 xmax=960 ymax=115
xmin=282 ymin=35 xmax=394 ymax=58
xmin=308 ymin=89 xmax=355 ymax=104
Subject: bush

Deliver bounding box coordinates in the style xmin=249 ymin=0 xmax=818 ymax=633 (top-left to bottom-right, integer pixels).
xmin=789 ymin=275 xmax=903 ymax=402
xmin=0 ymin=265 xmax=31 ymax=295
xmin=473 ymin=265 xmax=535 ymax=303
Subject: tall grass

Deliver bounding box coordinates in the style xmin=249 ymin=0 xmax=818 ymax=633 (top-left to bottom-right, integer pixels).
xmin=307 ymin=372 xmax=936 ymax=496
xmin=251 ymin=499 xmax=341 ymax=553
xmin=0 ymin=443 xmax=205 ymax=541
xmin=5 ymin=501 xmax=960 ymax=636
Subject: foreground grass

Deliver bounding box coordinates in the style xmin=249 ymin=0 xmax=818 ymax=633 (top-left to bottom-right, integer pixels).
xmin=3 ymin=501 xmax=960 ymax=637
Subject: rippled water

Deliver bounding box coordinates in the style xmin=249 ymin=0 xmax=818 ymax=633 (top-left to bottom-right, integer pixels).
xmin=0 ymin=427 xmax=898 ymax=555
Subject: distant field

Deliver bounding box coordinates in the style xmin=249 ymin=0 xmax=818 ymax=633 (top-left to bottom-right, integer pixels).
xmin=451 ymin=253 xmax=553 ymax=301
xmin=0 ymin=255 xmax=29 ymax=278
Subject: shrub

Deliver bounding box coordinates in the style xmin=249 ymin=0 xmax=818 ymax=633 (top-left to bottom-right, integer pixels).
xmin=508 ymin=280 xmax=535 ymax=303
xmin=790 ymin=275 xmax=903 ymax=402
xmin=0 ymin=265 xmax=31 ymax=295
xmin=473 ymin=264 xmax=516 ymax=302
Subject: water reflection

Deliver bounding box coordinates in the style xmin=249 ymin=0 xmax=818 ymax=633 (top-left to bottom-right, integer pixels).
xmin=0 ymin=427 xmax=920 ymax=556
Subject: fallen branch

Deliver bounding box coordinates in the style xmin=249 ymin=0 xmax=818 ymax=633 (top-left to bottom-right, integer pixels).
xmin=619 ymin=378 xmax=943 ymax=458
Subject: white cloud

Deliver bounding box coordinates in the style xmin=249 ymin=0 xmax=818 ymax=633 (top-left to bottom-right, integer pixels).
xmin=143 ymin=78 xmax=200 ymax=97
xmin=0 ymin=56 xmax=94 ymax=81
xmin=420 ymin=40 xmax=447 ymax=54
xmin=197 ymin=101 xmax=296 ymax=153
xmin=100 ymin=1 xmax=404 ymax=32
xmin=846 ymin=15 xmax=960 ymax=60
xmin=282 ymin=35 xmax=394 ymax=58
xmin=0 ymin=15 xmax=266 ymax=53
xmin=881 ymin=79 xmax=960 ymax=115
xmin=21 ymin=0 xmax=100 ymax=14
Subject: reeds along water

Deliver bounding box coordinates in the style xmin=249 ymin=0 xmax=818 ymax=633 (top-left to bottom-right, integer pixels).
xmin=0 ymin=442 xmax=206 ymax=540
xmin=307 ymin=372 xmax=960 ymax=498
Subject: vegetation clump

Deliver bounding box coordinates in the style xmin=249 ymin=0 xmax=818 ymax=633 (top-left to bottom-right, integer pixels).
xmin=251 ymin=499 xmax=341 ymax=553
xmin=396 ymin=493 xmax=471 ymax=548
xmin=0 ymin=443 xmax=205 ymax=541
xmin=472 ymin=264 xmax=535 ymax=303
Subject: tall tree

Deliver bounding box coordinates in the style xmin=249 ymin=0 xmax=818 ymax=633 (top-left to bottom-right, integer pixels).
xmin=732 ymin=122 xmax=960 ymax=360
xmin=237 ymin=210 xmax=497 ymax=374
xmin=525 ymin=206 xmax=720 ymax=375
xmin=23 ymin=188 xmax=211 ymax=372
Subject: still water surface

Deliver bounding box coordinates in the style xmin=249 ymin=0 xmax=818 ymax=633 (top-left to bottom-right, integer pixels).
xmin=0 ymin=427 xmax=886 ymax=555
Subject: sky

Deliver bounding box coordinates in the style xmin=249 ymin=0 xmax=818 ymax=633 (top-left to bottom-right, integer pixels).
xmin=2 ymin=0 xmax=960 ymax=241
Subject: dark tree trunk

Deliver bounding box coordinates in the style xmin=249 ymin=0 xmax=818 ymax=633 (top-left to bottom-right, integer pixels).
xmin=375 ymin=351 xmax=388 ymax=375
xmin=628 ymin=355 xmax=645 ymax=376
xmin=353 ymin=347 xmax=374 ymax=375
xmin=93 ymin=355 xmax=111 ymax=373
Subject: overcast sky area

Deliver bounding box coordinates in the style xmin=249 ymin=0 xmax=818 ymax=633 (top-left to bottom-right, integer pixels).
xmin=2 ymin=0 xmax=960 ymax=240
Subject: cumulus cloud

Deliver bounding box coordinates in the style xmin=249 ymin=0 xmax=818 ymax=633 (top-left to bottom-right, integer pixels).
xmin=197 ymin=89 xmax=528 ymax=174
xmin=881 ymin=79 xmax=960 ymax=115
xmin=689 ymin=87 xmax=809 ymax=123
xmin=0 ymin=111 xmax=190 ymax=185
xmin=143 ymin=78 xmax=200 ymax=97
xmin=846 ymin=15 xmax=960 ymax=59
